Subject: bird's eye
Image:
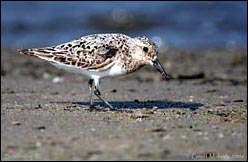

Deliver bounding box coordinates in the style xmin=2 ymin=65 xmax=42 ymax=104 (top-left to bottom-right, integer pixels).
xmin=143 ymin=47 xmax=149 ymax=53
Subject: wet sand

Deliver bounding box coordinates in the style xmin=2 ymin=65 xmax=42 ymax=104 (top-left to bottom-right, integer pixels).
xmin=1 ymin=48 xmax=247 ymax=160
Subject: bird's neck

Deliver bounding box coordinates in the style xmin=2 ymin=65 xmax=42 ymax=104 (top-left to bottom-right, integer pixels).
xmin=118 ymin=54 xmax=147 ymax=74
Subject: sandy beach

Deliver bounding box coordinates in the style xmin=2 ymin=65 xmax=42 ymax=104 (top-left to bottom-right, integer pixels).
xmin=1 ymin=48 xmax=247 ymax=160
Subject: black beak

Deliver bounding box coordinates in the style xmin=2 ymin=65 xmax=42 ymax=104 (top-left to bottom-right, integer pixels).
xmin=152 ymin=59 xmax=170 ymax=80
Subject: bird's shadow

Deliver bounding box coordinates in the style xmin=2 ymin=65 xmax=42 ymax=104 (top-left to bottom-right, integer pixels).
xmin=53 ymin=100 xmax=204 ymax=111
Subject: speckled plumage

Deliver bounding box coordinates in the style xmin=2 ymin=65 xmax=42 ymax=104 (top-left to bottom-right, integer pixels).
xmin=18 ymin=33 xmax=170 ymax=110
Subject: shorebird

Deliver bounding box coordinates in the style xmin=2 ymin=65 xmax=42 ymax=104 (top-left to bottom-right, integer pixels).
xmin=18 ymin=33 xmax=170 ymax=110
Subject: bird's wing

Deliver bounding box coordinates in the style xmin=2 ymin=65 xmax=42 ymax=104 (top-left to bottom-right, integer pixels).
xmin=18 ymin=34 xmax=129 ymax=72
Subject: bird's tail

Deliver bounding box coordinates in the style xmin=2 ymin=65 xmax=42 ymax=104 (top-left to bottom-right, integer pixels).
xmin=17 ymin=47 xmax=62 ymax=60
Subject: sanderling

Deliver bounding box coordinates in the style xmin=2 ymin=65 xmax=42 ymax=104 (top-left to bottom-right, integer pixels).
xmin=18 ymin=33 xmax=170 ymax=110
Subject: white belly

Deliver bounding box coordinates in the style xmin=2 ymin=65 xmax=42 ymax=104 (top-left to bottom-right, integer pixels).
xmin=50 ymin=62 xmax=125 ymax=79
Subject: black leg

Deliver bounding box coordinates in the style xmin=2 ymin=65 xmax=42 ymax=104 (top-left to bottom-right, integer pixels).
xmin=88 ymin=79 xmax=94 ymax=108
xmin=94 ymin=87 xmax=114 ymax=110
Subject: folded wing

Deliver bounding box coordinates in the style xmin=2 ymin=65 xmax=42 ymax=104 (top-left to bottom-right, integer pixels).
xmin=18 ymin=34 xmax=128 ymax=72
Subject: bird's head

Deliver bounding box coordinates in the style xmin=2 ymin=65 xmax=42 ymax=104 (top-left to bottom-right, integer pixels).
xmin=128 ymin=36 xmax=170 ymax=80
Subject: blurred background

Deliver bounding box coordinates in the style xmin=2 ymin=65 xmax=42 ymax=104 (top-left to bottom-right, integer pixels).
xmin=1 ymin=1 xmax=247 ymax=50
xmin=1 ymin=1 xmax=247 ymax=83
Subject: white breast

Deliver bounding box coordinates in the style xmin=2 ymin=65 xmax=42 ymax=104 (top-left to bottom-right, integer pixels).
xmin=107 ymin=63 xmax=125 ymax=76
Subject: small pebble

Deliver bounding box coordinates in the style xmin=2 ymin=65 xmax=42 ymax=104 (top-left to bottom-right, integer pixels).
xmin=111 ymin=89 xmax=117 ymax=93
xmin=134 ymin=99 xmax=139 ymax=103
xmin=218 ymin=132 xmax=224 ymax=138
xmin=150 ymin=127 xmax=167 ymax=132
xmin=52 ymin=76 xmax=64 ymax=83
xmin=233 ymin=99 xmax=244 ymax=102
xmin=34 ymin=126 xmax=46 ymax=131
xmin=162 ymin=135 xmax=171 ymax=140
xmin=189 ymin=95 xmax=194 ymax=102
xmin=34 ymin=104 xmax=42 ymax=109
xmin=12 ymin=121 xmax=21 ymax=126
xmin=36 ymin=141 xmax=42 ymax=147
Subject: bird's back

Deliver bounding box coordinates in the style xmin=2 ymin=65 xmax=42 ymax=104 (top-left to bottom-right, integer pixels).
xmin=18 ymin=33 xmax=131 ymax=76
